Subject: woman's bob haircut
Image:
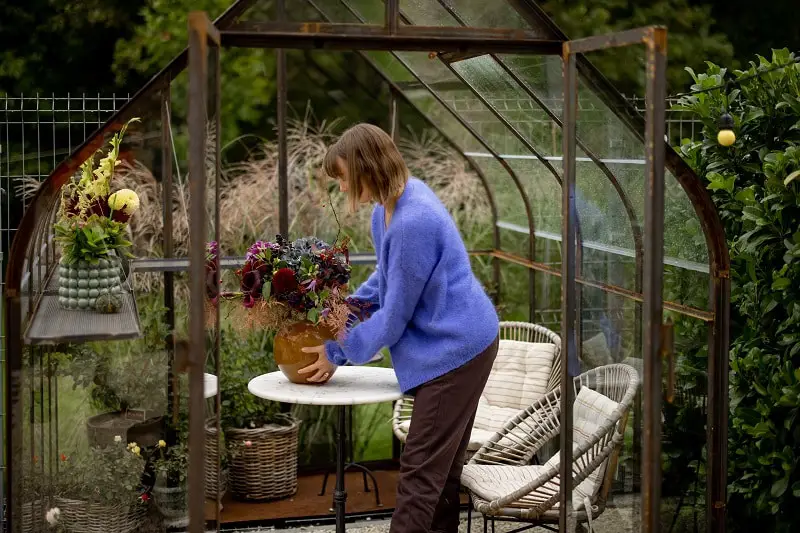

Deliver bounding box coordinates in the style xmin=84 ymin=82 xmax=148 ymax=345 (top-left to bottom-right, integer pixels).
xmin=324 ymin=123 xmax=409 ymax=211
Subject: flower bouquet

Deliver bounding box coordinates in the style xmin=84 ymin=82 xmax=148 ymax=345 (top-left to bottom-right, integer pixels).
xmin=54 ymin=117 xmax=142 ymax=312
xmin=233 ymin=235 xmax=353 ymax=384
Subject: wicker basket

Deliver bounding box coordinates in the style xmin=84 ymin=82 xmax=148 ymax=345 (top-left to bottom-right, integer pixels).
xmin=56 ymin=497 xmax=145 ymax=533
xmin=204 ymin=421 xmax=228 ymax=500
xmin=21 ymin=500 xmax=44 ymax=533
xmin=228 ymin=417 xmax=300 ymax=501
xmin=86 ymin=411 xmax=163 ymax=448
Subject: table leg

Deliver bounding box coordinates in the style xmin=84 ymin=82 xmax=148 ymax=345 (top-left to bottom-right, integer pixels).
xmin=335 ymin=405 xmax=347 ymax=533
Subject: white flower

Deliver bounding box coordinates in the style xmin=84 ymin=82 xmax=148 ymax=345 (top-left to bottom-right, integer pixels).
xmin=114 ymin=435 xmax=122 ymax=443
xmin=108 ymin=188 xmax=140 ymax=216
xmin=249 ymin=421 xmax=256 ymax=428
xmin=45 ymin=507 xmax=60 ymax=525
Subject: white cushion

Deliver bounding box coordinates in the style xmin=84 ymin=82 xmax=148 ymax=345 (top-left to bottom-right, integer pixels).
xmin=474 ymin=395 xmax=521 ymax=433
xmin=483 ymin=340 xmax=555 ymax=411
xmin=542 ymin=387 xmax=619 ymax=506
xmin=399 ymin=418 xmax=511 ymax=452
xmin=462 ymin=387 xmax=619 ymax=512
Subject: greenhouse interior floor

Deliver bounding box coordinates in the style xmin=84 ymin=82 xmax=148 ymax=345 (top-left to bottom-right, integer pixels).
xmin=204 ymin=469 xmax=427 ymax=525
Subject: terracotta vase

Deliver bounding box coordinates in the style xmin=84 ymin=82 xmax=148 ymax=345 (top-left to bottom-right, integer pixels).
xmin=274 ymin=321 xmax=336 ymax=384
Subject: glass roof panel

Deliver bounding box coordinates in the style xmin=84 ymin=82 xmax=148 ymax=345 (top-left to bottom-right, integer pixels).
xmin=402 ymin=0 xmax=530 ymax=29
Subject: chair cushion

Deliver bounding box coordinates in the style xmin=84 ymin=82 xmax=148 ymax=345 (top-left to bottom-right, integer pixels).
xmin=542 ymin=387 xmax=619 ymax=505
xmin=398 ymin=419 xmax=499 ymax=452
xmin=483 ymin=340 xmax=555 ymax=411
xmin=461 ymin=464 xmax=585 ymax=511
xmin=474 ymin=395 xmax=522 ymax=434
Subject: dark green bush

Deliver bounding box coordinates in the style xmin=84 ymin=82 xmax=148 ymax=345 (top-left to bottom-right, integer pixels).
xmin=673 ymin=49 xmax=800 ymax=532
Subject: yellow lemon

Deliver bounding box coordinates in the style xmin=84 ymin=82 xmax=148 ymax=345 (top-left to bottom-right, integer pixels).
xmin=717 ymin=129 xmax=736 ymax=147
xmin=108 ymin=188 xmax=140 ymax=215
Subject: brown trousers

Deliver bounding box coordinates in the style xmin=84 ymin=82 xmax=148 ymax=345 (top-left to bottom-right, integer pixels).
xmin=390 ymin=336 xmax=499 ymax=533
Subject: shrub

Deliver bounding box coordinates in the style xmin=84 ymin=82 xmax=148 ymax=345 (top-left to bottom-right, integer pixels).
xmin=673 ymin=49 xmax=800 ymax=532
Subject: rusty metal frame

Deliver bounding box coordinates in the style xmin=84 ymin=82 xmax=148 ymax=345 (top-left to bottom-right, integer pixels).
xmin=187 ymin=10 xmax=222 ymax=533
xmin=562 ymin=27 xmax=667 ymax=533
xmin=507 ymin=4 xmax=731 ymax=527
xmin=220 ymin=21 xmax=563 ymax=54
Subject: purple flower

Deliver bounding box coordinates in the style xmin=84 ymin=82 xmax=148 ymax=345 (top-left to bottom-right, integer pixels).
xmin=321 ymin=308 xmax=330 ymax=319
xmin=304 ymin=278 xmax=318 ymax=291
xmin=205 ymin=241 xmax=219 ymax=262
xmin=246 ymin=240 xmax=279 ymax=261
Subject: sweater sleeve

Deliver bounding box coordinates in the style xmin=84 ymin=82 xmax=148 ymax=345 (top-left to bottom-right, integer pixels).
xmin=350 ymin=265 xmax=380 ymax=306
xmin=325 ymin=216 xmax=439 ymax=366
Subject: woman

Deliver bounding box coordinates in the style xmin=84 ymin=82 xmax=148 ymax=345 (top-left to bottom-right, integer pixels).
xmin=299 ymin=123 xmax=499 ymax=533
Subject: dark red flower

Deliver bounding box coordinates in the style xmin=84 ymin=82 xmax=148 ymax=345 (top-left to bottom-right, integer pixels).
xmin=272 ymin=268 xmax=298 ymax=295
xmin=241 ymin=269 xmax=262 ymax=299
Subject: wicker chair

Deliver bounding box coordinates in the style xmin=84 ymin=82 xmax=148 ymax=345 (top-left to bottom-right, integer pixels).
xmin=391 ymin=322 xmax=562 ymax=456
xmin=461 ymin=363 xmax=639 ymax=532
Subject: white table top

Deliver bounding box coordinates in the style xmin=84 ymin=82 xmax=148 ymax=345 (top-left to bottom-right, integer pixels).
xmin=204 ymin=372 xmax=218 ymax=399
xmin=248 ymin=366 xmax=402 ymax=406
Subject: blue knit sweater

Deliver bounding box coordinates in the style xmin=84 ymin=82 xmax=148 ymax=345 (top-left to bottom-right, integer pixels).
xmin=325 ymin=178 xmax=499 ymax=393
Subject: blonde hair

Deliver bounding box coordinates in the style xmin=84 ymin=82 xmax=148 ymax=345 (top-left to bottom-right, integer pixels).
xmin=324 ymin=123 xmax=408 ymax=211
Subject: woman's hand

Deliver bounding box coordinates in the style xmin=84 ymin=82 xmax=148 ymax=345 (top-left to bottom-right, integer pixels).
xmin=299 ymin=345 xmax=338 ymax=383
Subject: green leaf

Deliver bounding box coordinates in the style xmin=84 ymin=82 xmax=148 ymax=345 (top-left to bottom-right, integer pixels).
xmin=772 ymin=277 xmax=791 ymax=290
xmin=772 ymin=476 xmax=789 ymax=498
xmin=261 ymin=281 xmax=271 ymax=299
xmin=784 ymin=170 xmax=800 ymax=186
xmin=307 ymin=308 xmax=319 ymax=323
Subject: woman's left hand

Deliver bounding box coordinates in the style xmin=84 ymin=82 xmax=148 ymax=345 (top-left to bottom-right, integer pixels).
xmin=299 ymin=345 xmax=337 ymax=382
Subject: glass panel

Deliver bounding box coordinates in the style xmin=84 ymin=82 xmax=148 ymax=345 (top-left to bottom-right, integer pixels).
xmin=402 ymin=0 xmax=531 ymax=29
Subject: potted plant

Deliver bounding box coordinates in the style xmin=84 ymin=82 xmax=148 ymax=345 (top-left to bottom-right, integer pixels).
xmin=54 ymin=117 xmax=141 ymax=312
xmin=54 ymin=440 xmax=148 ymax=533
xmin=151 ymin=440 xmax=189 ymax=527
xmin=59 ymin=300 xmax=169 ymax=448
xmin=215 ymin=328 xmax=299 ymax=501
xmin=234 ymin=235 xmax=353 ymax=384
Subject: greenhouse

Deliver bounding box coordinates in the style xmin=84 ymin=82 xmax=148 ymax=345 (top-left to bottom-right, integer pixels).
xmin=3 ymin=1 xmax=731 ymax=533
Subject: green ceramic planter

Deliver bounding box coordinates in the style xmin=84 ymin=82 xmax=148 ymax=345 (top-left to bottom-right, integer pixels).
xmin=58 ymin=255 xmax=124 ymax=311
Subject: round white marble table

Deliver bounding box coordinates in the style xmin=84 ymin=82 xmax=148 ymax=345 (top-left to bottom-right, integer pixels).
xmin=248 ymin=366 xmax=402 ymax=533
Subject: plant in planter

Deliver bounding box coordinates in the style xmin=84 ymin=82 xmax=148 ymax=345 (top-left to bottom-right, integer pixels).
xmin=151 ymin=440 xmax=190 ymax=526
xmin=233 ymin=235 xmax=354 ymax=384
xmin=59 ymin=299 xmax=169 ymax=448
xmin=53 ymin=117 xmax=141 ymax=312
xmin=53 ymin=440 xmax=148 ymax=533
xmin=217 ymin=328 xmax=301 ymax=501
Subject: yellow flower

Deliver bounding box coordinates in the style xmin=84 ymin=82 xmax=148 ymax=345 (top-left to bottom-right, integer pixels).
xmin=158 ymin=440 xmax=166 ymax=448
xmin=108 ymin=189 xmax=140 ymax=216
xmin=131 ymin=445 xmax=141 ymax=456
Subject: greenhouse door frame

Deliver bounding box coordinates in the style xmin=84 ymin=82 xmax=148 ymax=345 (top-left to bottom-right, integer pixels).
xmin=561 ymin=28 xmax=668 ymax=533
xmin=186 ymin=10 xmax=671 ymax=533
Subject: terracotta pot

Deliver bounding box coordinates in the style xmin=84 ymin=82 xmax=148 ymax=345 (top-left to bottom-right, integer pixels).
xmin=274 ymin=321 xmax=336 ymax=384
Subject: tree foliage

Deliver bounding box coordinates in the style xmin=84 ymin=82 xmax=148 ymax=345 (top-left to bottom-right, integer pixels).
xmin=674 ymin=49 xmax=800 ymax=533
xmin=0 ymin=0 xmax=145 ymax=94
xmin=540 ymin=0 xmax=735 ymax=94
